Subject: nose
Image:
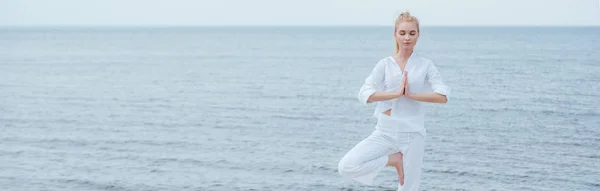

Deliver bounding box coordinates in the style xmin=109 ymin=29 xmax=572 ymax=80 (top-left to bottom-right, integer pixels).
xmin=404 ymin=36 xmax=411 ymax=41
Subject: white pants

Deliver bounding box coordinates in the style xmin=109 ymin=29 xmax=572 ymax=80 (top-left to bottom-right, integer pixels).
xmin=338 ymin=123 xmax=426 ymax=191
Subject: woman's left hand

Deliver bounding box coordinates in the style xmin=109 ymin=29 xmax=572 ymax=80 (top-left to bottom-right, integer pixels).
xmin=403 ymin=72 xmax=411 ymax=98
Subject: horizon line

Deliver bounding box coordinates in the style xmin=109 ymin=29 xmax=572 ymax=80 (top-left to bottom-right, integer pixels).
xmin=1 ymin=24 xmax=599 ymax=28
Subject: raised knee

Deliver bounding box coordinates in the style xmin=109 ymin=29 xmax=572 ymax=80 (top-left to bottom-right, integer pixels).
xmin=338 ymin=160 xmax=359 ymax=177
xmin=337 ymin=160 xmax=348 ymax=176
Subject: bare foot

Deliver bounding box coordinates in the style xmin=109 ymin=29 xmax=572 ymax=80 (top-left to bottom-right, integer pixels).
xmin=387 ymin=152 xmax=404 ymax=185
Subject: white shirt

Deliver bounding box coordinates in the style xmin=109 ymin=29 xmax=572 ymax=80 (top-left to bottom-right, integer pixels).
xmin=358 ymin=52 xmax=451 ymax=132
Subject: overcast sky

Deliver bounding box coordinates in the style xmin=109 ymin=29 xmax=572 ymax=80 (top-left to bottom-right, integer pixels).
xmin=1 ymin=0 xmax=599 ymax=26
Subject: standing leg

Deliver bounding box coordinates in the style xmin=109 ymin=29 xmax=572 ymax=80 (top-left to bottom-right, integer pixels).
xmin=399 ymin=132 xmax=425 ymax=191
xmin=387 ymin=152 xmax=404 ymax=185
xmin=338 ymin=131 xmax=398 ymax=185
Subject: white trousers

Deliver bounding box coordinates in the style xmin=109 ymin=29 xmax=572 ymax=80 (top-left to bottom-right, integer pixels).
xmin=338 ymin=123 xmax=426 ymax=191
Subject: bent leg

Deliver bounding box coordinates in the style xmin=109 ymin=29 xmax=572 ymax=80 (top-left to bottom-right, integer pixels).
xmin=338 ymin=131 xmax=398 ymax=185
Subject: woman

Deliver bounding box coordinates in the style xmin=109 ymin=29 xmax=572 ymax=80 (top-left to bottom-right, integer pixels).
xmin=338 ymin=12 xmax=450 ymax=191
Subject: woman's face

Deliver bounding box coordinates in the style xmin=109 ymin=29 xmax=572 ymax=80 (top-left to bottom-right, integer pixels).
xmin=394 ymin=21 xmax=419 ymax=50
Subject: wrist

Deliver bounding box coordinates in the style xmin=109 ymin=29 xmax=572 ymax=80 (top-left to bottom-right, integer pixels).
xmin=394 ymin=91 xmax=403 ymax=98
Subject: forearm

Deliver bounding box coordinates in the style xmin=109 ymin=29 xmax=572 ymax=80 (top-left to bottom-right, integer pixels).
xmin=407 ymin=93 xmax=447 ymax=103
xmin=367 ymin=92 xmax=402 ymax=103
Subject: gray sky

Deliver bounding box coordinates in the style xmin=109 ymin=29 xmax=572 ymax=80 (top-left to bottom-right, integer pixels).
xmin=1 ymin=0 xmax=599 ymax=26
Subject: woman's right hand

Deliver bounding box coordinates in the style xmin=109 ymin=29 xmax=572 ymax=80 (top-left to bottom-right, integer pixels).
xmin=398 ymin=71 xmax=408 ymax=96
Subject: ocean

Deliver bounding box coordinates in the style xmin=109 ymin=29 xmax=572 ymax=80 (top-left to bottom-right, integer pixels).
xmin=1 ymin=26 xmax=599 ymax=190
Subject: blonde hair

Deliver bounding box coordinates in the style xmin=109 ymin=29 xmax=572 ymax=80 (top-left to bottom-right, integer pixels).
xmin=394 ymin=11 xmax=420 ymax=54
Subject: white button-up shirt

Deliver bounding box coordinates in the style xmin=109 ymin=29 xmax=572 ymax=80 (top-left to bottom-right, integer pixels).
xmin=358 ymin=53 xmax=451 ymax=132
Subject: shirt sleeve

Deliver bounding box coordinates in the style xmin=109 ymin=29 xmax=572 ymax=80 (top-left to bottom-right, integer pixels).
xmin=427 ymin=60 xmax=451 ymax=100
xmin=358 ymin=60 xmax=385 ymax=105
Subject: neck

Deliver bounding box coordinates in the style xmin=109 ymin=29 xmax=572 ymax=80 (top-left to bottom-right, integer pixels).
xmin=395 ymin=49 xmax=413 ymax=60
